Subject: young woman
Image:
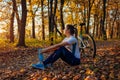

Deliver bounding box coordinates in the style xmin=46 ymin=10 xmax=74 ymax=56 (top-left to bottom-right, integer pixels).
xmin=32 ymin=24 xmax=80 ymax=69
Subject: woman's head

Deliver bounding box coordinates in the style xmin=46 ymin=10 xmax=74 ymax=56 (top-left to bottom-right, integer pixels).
xmin=64 ymin=24 xmax=78 ymax=38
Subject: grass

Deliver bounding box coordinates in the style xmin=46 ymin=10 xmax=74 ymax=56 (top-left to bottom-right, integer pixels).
xmin=1 ymin=37 xmax=119 ymax=53
xmin=0 ymin=38 xmax=63 ymax=53
xmin=25 ymin=38 xmax=62 ymax=47
xmin=0 ymin=39 xmax=15 ymax=52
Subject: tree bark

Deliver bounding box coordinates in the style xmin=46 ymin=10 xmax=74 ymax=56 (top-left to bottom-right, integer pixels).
xmin=41 ymin=0 xmax=45 ymax=40
xmin=102 ymin=0 xmax=107 ymax=40
xmin=93 ymin=14 xmax=96 ymax=37
xmin=86 ymin=0 xmax=95 ymax=34
xmin=60 ymin=0 xmax=65 ymax=31
xmin=9 ymin=11 xmax=14 ymax=43
xmin=12 ymin=0 xmax=21 ymax=38
xmin=86 ymin=0 xmax=90 ymax=34
xmin=32 ymin=17 xmax=35 ymax=38
xmin=49 ymin=0 xmax=58 ymax=45
xmin=110 ymin=5 xmax=118 ymax=39
xmin=49 ymin=0 xmax=53 ymax=33
xmin=17 ymin=0 xmax=27 ymax=47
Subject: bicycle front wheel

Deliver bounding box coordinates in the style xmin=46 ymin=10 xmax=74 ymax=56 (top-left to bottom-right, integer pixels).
xmin=80 ymin=34 xmax=96 ymax=59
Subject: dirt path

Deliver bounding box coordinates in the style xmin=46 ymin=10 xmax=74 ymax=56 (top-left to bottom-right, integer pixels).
xmin=0 ymin=40 xmax=120 ymax=80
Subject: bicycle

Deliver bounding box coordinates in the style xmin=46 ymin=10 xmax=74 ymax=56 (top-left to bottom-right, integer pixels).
xmin=74 ymin=23 xmax=96 ymax=60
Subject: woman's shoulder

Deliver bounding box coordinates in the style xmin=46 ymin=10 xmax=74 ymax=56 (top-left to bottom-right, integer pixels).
xmin=70 ymin=36 xmax=77 ymax=39
xmin=69 ymin=36 xmax=78 ymax=41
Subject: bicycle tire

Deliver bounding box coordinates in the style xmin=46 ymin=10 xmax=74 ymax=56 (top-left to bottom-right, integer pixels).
xmin=79 ymin=34 xmax=96 ymax=59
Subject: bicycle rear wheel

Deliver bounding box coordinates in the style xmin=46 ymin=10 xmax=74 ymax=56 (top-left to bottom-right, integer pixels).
xmin=79 ymin=34 xmax=96 ymax=59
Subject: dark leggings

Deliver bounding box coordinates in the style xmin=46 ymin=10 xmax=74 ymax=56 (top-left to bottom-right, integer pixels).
xmin=43 ymin=46 xmax=80 ymax=66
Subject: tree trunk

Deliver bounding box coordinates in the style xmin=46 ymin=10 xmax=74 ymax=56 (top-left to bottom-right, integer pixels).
xmin=32 ymin=17 xmax=35 ymax=38
xmin=86 ymin=0 xmax=95 ymax=34
xmin=102 ymin=0 xmax=107 ymax=40
xmin=93 ymin=15 xmax=96 ymax=37
xmin=86 ymin=0 xmax=90 ymax=34
xmin=110 ymin=8 xmax=118 ymax=39
xmin=53 ymin=0 xmax=58 ymax=40
xmin=29 ymin=0 xmax=36 ymax=39
xmin=54 ymin=16 xmax=62 ymax=37
xmin=17 ymin=0 xmax=27 ymax=47
xmin=49 ymin=0 xmax=58 ymax=45
xmin=41 ymin=0 xmax=45 ymax=40
xmin=12 ymin=0 xmax=21 ymax=38
xmin=60 ymin=0 xmax=65 ymax=32
xmin=117 ymin=22 xmax=120 ymax=38
xmin=49 ymin=0 xmax=54 ymax=45
xmin=9 ymin=11 xmax=14 ymax=43
xmin=53 ymin=0 xmax=58 ymax=39
xmin=48 ymin=0 xmax=50 ymax=38
xmin=54 ymin=16 xmax=57 ymax=39
xmin=30 ymin=0 xmax=40 ymax=39
xmin=49 ymin=0 xmax=53 ymax=34
xmin=95 ymin=15 xmax=99 ymax=38
xmin=95 ymin=23 xmax=99 ymax=38
xmin=98 ymin=24 xmax=102 ymax=39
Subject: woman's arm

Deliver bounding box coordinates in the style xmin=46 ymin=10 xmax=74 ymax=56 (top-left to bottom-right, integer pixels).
xmin=41 ymin=42 xmax=69 ymax=53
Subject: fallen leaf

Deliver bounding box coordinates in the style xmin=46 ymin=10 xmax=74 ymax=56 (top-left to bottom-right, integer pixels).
xmin=84 ymin=76 xmax=97 ymax=80
xmin=100 ymin=75 xmax=106 ymax=80
xmin=73 ymin=74 xmax=81 ymax=80
xmin=43 ymin=77 xmax=47 ymax=80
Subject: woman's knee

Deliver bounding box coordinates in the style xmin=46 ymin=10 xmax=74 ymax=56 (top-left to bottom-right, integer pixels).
xmin=55 ymin=46 xmax=66 ymax=52
xmin=54 ymin=46 xmax=66 ymax=56
xmin=58 ymin=46 xmax=66 ymax=50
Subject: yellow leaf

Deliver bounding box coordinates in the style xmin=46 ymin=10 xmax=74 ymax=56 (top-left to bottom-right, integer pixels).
xmin=109 ymin=71 xmax=114 ymax=78
xmin=84 ymin=76 xmax=97 ymax=80
xmin=42 ymin=77 xmax=47 ymax=80
xmin=100 ymin=75 xmax=106 ymax=80
xmin=85 ymin=68 xmax=93 ymax=75
xmin=20 ymin=68 xmax=25 ymax=73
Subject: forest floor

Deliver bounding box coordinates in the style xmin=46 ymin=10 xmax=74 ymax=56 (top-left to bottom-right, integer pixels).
xmin=0 ymin=40 xmax=120 ymax=80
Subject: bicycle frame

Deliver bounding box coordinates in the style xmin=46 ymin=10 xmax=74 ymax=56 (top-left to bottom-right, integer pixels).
xmin=78 ymin=23 xmax=87 ymax=49
xmin=78 ymin=36 xmax=87 ymax=49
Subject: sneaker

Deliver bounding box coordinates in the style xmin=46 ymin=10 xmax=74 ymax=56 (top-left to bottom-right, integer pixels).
xmin=38 ymin=48 xmax=44 ymax=62
xmin=32 ymin=62 xmax=45 ymax=70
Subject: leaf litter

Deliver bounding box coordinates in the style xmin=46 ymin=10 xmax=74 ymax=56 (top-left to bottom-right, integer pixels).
xmin=0 ymin=40 xmax=120 ymax=80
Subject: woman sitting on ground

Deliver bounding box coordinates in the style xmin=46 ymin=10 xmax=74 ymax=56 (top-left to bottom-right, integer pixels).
xmin=32 ymin=24 xmax=80 ymax=69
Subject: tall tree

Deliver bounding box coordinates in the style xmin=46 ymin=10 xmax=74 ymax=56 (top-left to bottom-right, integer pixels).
xmin=9 ymin=1 xmax=15 ymax=43
xmin=60 ymin=0 xmax=65 ymax=31
xmin=41 ymin=0 xmax=45 ymax=40
xmin=101 ymin=0 xmax=107 ymax=40
xmin=17 ymin=0 xmax=27 ymax=47
xmin=12 ymin=0 xmax=21 ymax=37
xmin=48 ymin=0 xmax=59 ymax=44
xmin=29 ymin=0 xmax=40 ymax=39
xmin=49 ymin=0 xmax=53 ymax=35
xmin=9 ymin=10 xmax=14 ymax=43
xmin=86 ymin=0 xmax=95 ymax=34
xmin=110 ymin=2 xmax=118 ymax=39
